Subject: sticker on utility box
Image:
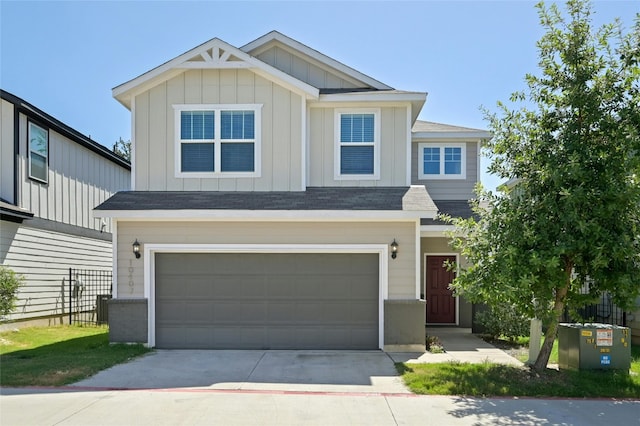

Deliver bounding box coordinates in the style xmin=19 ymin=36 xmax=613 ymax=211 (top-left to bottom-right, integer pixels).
xmin=596 ymin=329 xmax=613 ymax=346
xmin=581 ymin=330 xmax=592 ymax=337
xmin=601 ymin=355 xmax=611 ymax=365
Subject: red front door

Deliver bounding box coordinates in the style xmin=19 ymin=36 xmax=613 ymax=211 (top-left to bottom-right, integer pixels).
xmin=426 ymin=255 xmax=456 ymax=324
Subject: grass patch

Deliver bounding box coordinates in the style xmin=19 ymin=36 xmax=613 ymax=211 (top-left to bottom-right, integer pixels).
xmin=398 ymin=344 xmax=640 ymax=398
xmin=0 ymin=325 xmax=150 ymax=386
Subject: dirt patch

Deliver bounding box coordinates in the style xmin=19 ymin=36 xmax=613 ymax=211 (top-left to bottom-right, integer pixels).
xmin=480 ymin=336 xmax=528 ymax=361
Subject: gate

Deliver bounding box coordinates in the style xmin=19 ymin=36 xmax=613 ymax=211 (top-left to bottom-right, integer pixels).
xmin=68 ymin=268 xmax=112 ymax=325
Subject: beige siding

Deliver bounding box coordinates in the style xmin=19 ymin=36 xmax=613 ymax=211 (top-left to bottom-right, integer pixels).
xmin=15 ymin=113 xmax=130 ymax=233
xmin=256 ymin=45 xmax=360 ymax=90
xmin=0 ymin=220 xmax=112 ymax=321
xmin=116 ymin=221 xmax=417 ymax=299
xmin=308 ymin=106 xmax=408 ymax=186
xmin=134 ymin=69 xmax=303 ymax=191
xmin=411 ymin=141 xmax=478 ymax=200
xmin=1 ymin=99 xmax=15 ymax=203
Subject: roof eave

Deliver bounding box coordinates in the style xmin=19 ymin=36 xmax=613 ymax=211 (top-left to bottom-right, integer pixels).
xmin=412 ymin=131 xmax=492 ymax=140
xmin=112 ymin=37 xmax=320 ymax=109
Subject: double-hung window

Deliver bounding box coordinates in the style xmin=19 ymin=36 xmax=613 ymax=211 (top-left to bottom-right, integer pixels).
xmin=28 ymin=121 xmax=49 ymax=183
xmin=418 ymin=143 xmax=466 ymax=179
xmin=175 ymin=105 xmax=261 ymax=177
xmin=335 ymin=109 xmax=380 ymax=180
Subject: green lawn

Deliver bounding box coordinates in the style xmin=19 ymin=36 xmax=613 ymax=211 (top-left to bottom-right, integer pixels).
xmin=0 ymin=326 xmax=150 ymax=386
xmin=398 ymin=344 xmax=640 ymax=398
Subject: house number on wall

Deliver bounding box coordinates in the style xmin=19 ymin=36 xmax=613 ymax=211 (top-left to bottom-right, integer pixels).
xmin=128 ymin=259 xmax=134 ymax=294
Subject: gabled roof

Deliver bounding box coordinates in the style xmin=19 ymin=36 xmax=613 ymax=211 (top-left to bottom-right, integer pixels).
xmin=412 ymin=120 xmax=492 ymax=140
xmin=241 ymin=31 xmax=393 ymax=91
xmin=112 ymin=37 xmax=320 ymax=109
xmin=1 ymin=90 xmax=130 ymax=170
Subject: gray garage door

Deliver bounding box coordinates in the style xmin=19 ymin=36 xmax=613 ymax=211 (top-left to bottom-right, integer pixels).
xmin=155 ymin=253 xmax=379 ymax=349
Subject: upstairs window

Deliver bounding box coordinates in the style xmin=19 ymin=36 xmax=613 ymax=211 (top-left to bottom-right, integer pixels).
xmin=335 ymin=109 xmax=380 ymax=180
xmin=418 ymin=143 xmax=466 ymax=180
xmin=28 ymin=121 xmax=49 ymax=183
xmin=175 ymin=105 xmax=261 ymax=177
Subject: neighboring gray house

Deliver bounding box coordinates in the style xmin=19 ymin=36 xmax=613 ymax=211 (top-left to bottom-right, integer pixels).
xmin=96 ymin=31 xmax=490 ymax=351
xmin=0 ymin=90 xmax=130 ymax=326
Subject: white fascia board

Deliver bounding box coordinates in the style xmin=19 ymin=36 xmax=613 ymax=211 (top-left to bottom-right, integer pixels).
xmin=95 ymin=209 xmax=436 ymax=221
xmin=113 ymin=37 xmax=319 ymax=108
xmin=420 ymin=224 xmax=458 ymax=237
xmin=241 ymin=31 xmax=393 ymax=90
xmin=319 ymin=92 xmax=426 ymax=103
xmin=412 ymin=131 xmax=492 ymax=140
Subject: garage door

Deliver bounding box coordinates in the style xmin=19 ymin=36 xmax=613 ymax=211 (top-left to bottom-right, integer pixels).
xmin=155 ymin=253 xmax=379 ymax=349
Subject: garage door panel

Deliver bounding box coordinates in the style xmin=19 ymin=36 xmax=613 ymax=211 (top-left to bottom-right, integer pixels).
xmin=155 ymin=253 xmax=379 ymax=349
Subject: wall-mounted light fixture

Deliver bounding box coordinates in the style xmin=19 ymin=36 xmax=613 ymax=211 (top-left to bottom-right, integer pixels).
xmin=133 ymin=239 xmax=141 ymax=259
xmin=390 ymin=239 xmax=399 ymax=259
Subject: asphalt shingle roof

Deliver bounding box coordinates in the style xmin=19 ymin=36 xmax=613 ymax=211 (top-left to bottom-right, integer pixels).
xmin=421 ymin=200 xmax=475 ymax=225
xmin=96 ymin=187 xmax=430 ymax=211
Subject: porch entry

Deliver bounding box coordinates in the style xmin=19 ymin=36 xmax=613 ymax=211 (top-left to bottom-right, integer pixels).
xmin=425 ymin=255 xmax=456 ymax=324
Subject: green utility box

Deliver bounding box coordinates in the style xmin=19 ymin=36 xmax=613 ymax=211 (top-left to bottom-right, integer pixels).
xmin=558 ymin=323 xmax=631 ymax=371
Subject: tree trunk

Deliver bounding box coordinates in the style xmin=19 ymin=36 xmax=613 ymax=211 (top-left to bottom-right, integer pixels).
xmin=532 ymin=262 xmax=571 ymax=371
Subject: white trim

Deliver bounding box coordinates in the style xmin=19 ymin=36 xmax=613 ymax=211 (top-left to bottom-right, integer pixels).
xmin=173 ymin=104 xmax=262 ymax=179
xmin=113 ymin=37 xmax=319 ymax=109
xmin=144 ymin=243 xmax=389 ymax=349
xmin=300 ymin=97 xmax=306 ymax=190
xmin=412 ymin=131 xmax=492 ymax=140
xmin=112 ymin=219 xmax=118 ymax=299
xmin=240 ymin=31 xmax=393 ymax=91
xmin=417 ymin=142 xmax=466 ymax=180
xmin=130 ymin=97 xmax=136 ymax=190
xmin=406 ymin=105 xmax=412 ymax=187
xmin=420 ymin=225 xmax=456 ymax=237
xmin=95 ymin=210 xmax=427 ymax=221
xmin=333 ymin=108 xmax=381 ymax=181
xmin=320 ymin=92 xmax=426 ymax=103
xmin=424 ymin=252 xmax=460 ymax=326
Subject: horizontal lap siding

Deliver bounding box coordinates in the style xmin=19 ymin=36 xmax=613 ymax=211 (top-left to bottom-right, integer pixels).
xmin=411 ymin=141 xmax=478 ymax=200
xmin=135 ymin=69 xmax=303 ymax=192
xmin=116 ymin=221 xmax=416 ymax=300
xmin=1 ymin=220 xmax=112 ymax=321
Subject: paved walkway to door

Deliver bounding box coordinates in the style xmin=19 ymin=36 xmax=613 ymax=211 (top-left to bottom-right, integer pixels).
xmin=388 ymin=328 xmax=524 ymax=366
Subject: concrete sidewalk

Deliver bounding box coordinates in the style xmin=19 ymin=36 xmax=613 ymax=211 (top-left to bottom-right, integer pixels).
xmin=389 ymin=328 xmax=524 ymax=366
xmin=2 ymin=387 xmax=638 ymax=426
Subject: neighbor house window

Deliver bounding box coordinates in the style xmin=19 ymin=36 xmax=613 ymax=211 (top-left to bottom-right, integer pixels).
xmin=418 ymin=143 xmax=466 ymax=179
xmin=335 ymin=109 xmax=380 ymax=180
xmin=28 ymin=122 xmax=48 ymax=183
xmin=175 ymin=105 xmax=261 ymax=177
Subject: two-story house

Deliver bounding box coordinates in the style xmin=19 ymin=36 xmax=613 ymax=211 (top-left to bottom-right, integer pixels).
xmin=96 ymin=31 xmax=490 ymax=351
xmin=1 ymin=90 xmax=131 ymax=327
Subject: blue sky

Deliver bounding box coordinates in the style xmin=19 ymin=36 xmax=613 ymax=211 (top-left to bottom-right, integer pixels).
xmin=1 ymin=1 xmax=637 ymax=191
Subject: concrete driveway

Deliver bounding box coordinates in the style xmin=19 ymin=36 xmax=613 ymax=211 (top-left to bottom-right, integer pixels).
xmin=72 ymin=350 xmax=410 ymax=394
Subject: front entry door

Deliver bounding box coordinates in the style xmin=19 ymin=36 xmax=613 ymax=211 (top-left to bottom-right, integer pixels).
xmin=426 ymin=255 xmax=456 ymax=324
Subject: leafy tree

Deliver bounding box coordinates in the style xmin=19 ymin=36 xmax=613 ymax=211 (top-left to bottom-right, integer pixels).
xmin=112 ymin=137 xmax=131 ymax=161
xmin=0 ymin=266 xmax=24 ymax=319
xmin=446 ymin=0 xmax=640 ymax=371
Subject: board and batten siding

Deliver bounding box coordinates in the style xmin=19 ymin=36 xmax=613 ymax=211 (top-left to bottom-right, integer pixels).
xmin=15 ymin=113 xmax=130 ymax=234
xmin=308 ymin=106 xmax=408 ymax=187
xmin=116 ymin=221 xmax=417 ymax=300
xmin=0 ymin=220 xmax=112 ymax=321
xmin=255 ymin=45 xmax=361 ymax=90
xmin=133 ymin=69 xmax=303 ymax=192
xmin=411 ymin=141 xmax=478 ymax=200
xmin=1 ymin=99 xmax=15 ymax=203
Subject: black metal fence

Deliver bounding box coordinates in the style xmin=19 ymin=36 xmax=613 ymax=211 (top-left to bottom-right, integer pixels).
xmin=68 ymin=268 xmax=112 ymax=325
xmin=563 ymin=292 xmax=627 ymax=327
